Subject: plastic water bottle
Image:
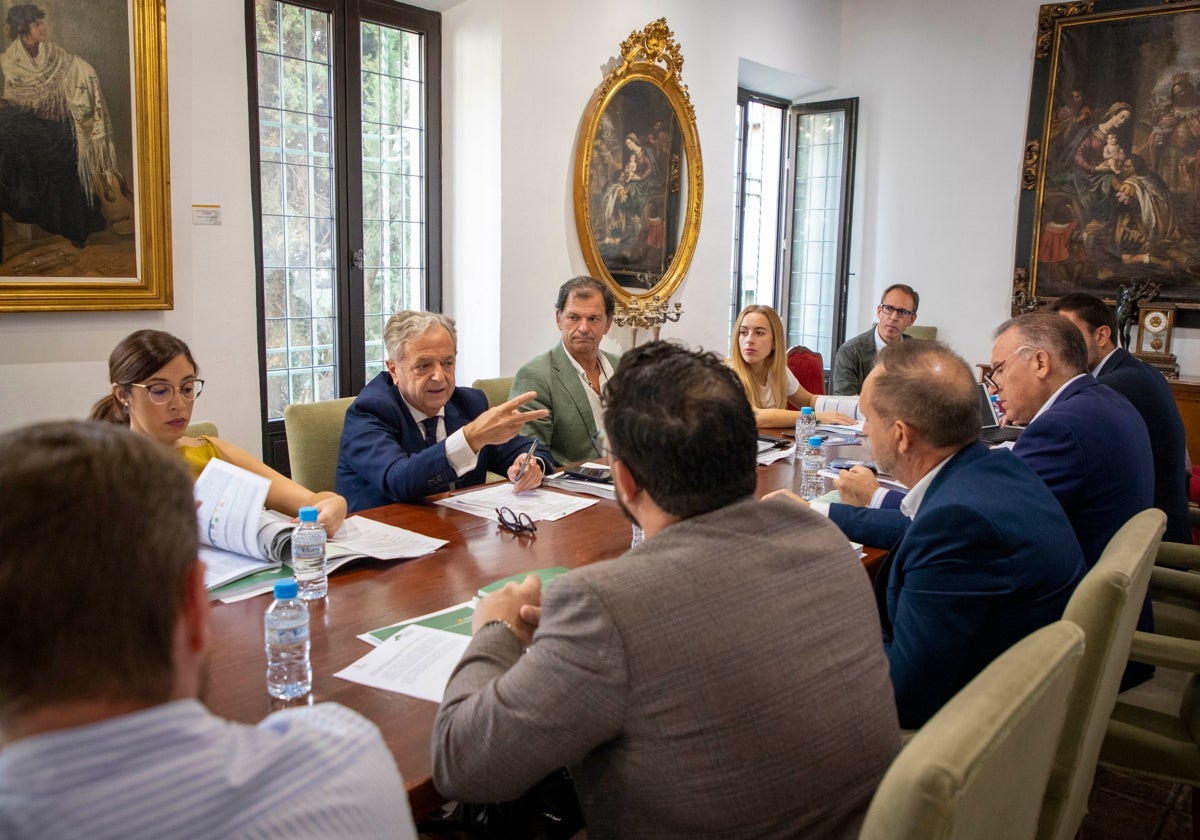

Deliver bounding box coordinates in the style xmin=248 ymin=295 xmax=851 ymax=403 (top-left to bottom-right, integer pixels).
xmin=265 ymin=579 xmax=312 ymax=699
xmin=800 ymin=435 xmax=826 ymax=500
xmin=990 ymin=394 xmax=1006 ymax=421
xmin=792 ymin=406 xmax=816 ymax=463
xmin=292 ymin=506 xmax=327 ymax=600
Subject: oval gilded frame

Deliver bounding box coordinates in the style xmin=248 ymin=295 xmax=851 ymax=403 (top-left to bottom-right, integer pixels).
xmin=573 ymin=19 xmax=702 ymax=307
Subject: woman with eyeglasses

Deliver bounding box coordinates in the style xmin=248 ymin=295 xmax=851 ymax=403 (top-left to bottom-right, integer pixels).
xmin=90 ymin=329 xmax=346 ymax=535
xmin=728 ymin=305 xmax=856 ymax=428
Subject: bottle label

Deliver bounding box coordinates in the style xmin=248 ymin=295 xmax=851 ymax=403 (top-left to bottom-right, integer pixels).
xmin=266 ymin=623 xmax=309 ymax=645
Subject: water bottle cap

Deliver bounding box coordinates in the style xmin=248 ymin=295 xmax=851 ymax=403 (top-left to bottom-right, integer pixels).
xmin=800 ymin=406 xmax=814 ymax=416
xmin=274 ymin=579 xmax=299 ymax=599
xmin=298 ymin=506 xmax=318 ymax=522
xmin=807 ymin=436 xmax=823 ymax=446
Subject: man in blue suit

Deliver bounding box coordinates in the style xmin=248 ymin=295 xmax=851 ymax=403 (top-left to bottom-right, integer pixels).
xmin=829 ymin=313 xmax=1156 ymax=570
xmin=829 ymin=313 xmax=1156 ymax=688
xmin=1051 ymin=293 xmax=1191 ymax=545
xmin=774 ymin=340 xmax=1085 ymax=727
xmin=337 ymin=311 xmax=552 ymax=511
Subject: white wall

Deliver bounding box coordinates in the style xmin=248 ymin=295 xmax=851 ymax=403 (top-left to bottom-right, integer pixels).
xmin=0 ymin=0 xmax=262 ymax=449
xmin=444 ymin=0 xmax=842 ymax=383
xmin=3 ymin=0 xmax=1194 ymax=453
xmin=829 ymin=0 xmax=1200 ymax=370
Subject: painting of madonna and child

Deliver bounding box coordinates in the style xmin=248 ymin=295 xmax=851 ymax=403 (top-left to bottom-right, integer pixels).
xmin=586 ymin=79 xmax=684 ymax=292
xmin=0 ymin=0 xmax=136 ymax=279
xmin=1026 ymin=5 xmax=1200 ymax=306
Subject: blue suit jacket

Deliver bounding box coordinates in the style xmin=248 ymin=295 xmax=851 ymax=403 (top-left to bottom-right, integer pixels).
xmin=336 ymin=372 xmax=553 ymax=512
xmin=882 ymin=443 xmax=1085 ymax=728
xmin=831 ymin=375 xmax=1156 ymax=568
xmin=1097 ymin=348 xmax=1191 ymax=544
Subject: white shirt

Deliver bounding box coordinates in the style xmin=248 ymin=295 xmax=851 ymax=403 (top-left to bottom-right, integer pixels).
xmin=899 ymin=455 xmax=953 ymax=520
xmin=0 ymin=699 xmax=417 ymax=840
xmin=562 ymin=339 xmax=616 ymax=432
xmin=1028 ymin=373 xmax=1088 ymax=426
xmin=760 ymin=368 xmax=801 ymax=409
xmin=1091 ymin=348 xmax=1118 ymax=377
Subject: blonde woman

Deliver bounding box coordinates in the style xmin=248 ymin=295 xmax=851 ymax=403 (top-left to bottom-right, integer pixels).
xmin=729 ymin=305 xmax=854 ymax=427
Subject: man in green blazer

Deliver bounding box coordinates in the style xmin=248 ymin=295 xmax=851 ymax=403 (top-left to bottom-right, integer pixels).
xmin=511 ymin=276 xmax=621 ymax=466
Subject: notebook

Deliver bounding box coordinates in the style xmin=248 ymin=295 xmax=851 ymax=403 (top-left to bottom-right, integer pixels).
xmin=978 ymin=382 xmax=1022 ymax=444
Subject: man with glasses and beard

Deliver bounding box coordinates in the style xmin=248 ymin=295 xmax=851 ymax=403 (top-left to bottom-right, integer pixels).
xmin=432 ymin=342 xmax=901 ymax=840
xmin=0 ymin=421 xmax=417 ymax=838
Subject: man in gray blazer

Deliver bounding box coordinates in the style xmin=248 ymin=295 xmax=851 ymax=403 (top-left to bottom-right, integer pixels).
xmin=830 ymin=283 xmax=920 ymax=395
xmin=433 ymin=342 xmax=902 ymax=840
xmin=510 ymin=276 xmax=621 ymax=465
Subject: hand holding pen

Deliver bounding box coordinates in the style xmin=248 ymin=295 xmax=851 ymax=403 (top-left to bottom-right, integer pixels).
xmin=507 ymin=438 xmax=544 ymax=493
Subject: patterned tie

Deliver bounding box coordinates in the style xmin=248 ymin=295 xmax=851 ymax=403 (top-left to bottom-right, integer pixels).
xmin=422 ymin=416 xmax=439 ymax=448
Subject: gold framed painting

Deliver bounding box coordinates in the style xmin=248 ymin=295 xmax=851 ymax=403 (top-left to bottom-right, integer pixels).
xmin=0 ymin=0 xmax=171 ymax=312
xmin=1014 ymin=0 xmax=1200 ymax=314
xmin=573 ymin=18 xmax=702 ymax=307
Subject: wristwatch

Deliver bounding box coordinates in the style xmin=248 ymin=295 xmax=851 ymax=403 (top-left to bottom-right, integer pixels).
xmin=479 ymin=618 xmax=514 ymax=634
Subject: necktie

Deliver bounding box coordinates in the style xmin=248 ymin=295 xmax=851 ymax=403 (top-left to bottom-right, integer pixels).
xmin=422 ymin=416 xmax=439 ymax=448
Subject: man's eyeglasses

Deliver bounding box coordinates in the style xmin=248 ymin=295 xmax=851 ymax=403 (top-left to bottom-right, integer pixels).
xmin=982 ymin=346 xmax=1037 ymax=392
xmin=496 ymin=506 xmax=536 ymax=534
xmin=128 ymin=380 xmax=205 ymax=404
xmin=878 ymin=303 xmax=916 ymax=320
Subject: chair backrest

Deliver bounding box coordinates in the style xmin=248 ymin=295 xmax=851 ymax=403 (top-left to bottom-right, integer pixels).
xmin=860 ymin=621 xmax=1085 ymax=840
xmin=785 ymin=345 xmax=824 ymax=403
xmin=184 ymin=420 xmax=219 ymax=438
xmin=472 ymin=377 xmax=515 ymax=409
xmin=905 ymin=325 xmax=938 ymax=340
xmin=283 ymin=397 xmax=355 ymax=493
xmin=1036 ymin=508 xmax=1166 ymax=840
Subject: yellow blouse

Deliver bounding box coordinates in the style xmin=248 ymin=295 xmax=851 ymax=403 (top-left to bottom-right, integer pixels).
xmin=178 ymin=436 xmax=222 ymax=480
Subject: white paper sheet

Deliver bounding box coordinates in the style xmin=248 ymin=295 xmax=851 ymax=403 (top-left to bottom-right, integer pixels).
xmin=334 ymin=624 xmax=471 ymax=703
xmin=435 ymin=483 xmax=596 ymax=521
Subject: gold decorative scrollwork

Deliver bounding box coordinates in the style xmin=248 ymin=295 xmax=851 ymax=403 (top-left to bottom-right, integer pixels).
xmin=1021 ymin=141 xmax=1040 ymax=190
xmin=1011 ymin=267 xmax=1044 ymax=316
xmin=573 ymin=19 xmax=703 ymax=308
xmin=1036 ymin=2 xmax=1095 ymax=59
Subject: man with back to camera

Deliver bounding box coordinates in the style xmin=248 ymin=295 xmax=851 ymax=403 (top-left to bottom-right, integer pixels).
xmin=830 ymin=283 xmax=920 ymax=395
xmin=337 ymin=310 xmax=553 ymax=511
xmin=510 ymin=276 xmax=621 ymax=465
xmin=0 ymin=421 xmax=417 ymax=839
xmin=1050 ymin=292 xmax=1192 ymax=545
xmin=772 ymin=340 xmax=1086 ymax=727
xmin=432 ymin=342 xmax=901 ymax=840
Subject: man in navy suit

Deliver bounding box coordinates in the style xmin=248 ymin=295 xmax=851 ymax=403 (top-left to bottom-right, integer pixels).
xmin=773 ymin=340 xmax=1085 ymax=727
xmin=829 ymin=314 xmax=1156 ymax=570
xmin=1051 ymin=293 xmax=1191 ymax=545
xmin=828 ymin=314 xmax=1156 ymax=688
xmin=337 ymin=311 xmax=552 ymax=511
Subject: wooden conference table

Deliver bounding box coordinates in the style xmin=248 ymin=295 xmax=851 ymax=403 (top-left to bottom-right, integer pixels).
xmin=205 ymin=451 xmax=885 ymax=819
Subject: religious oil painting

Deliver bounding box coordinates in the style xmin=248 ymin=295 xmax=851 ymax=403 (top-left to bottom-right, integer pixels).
xmin=585 ymin=81 xmax=681 ymax=287
xmin=0 ymin=0 xmax=171 ymax=311
xmin=574 ymin=18 xmax=703 ymax=306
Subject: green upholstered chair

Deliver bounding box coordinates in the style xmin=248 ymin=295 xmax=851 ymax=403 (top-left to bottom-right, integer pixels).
xmin=904 ymin=325 xmax=938 ymax=340
xmin=1098 ymin=520 xmax=1200 ymax=840
xmin=1036 ymin=508 xmax=1166 ymax=840
xmin=471 ymin=376 xmax=515 ymax=408
xmin=859 ymin=621 xmax=1085 ymax=840
xmin=183 ymin=420 xmax=219 ymax=438
xmin=282 ymin=397 xmax=355 ymax=493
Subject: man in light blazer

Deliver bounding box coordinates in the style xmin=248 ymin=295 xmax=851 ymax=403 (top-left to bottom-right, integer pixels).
xmin=510 ymin=276 xmax=621 ymax=465
xmin=433 ymin=342 xmax=901 ymax=840
xmin=336 ymin=310 xmax=552 ymax=511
